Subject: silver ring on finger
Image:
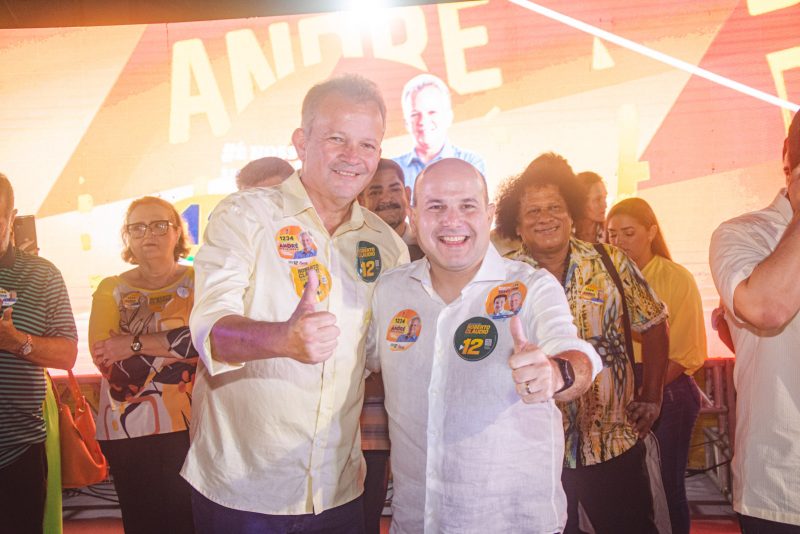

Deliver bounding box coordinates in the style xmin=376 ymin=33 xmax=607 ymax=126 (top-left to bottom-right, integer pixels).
xmin=525 ymin=381 xmax=533 ymax=395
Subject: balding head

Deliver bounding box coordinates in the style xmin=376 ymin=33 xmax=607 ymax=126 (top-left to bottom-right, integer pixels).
xmin=410 ymin=158 xmax=495 ymax=284
xmin=412 ymin=158 xmax=488 ymax=208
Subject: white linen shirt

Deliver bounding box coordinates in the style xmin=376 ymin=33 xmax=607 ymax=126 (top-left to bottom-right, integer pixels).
xmin=367 ymin=245 xmax=601 ymax=534
xmin=183 ymin=173 xmax=409 ymax=515
xmin=710 ymin=189 xmax=800 ymax=526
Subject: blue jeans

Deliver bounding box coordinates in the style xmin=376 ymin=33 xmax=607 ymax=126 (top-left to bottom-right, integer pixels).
xmin=653 ymin=374 xmax=701 ymax=534
xmin=191 ymin=488 xmax=365 ymax=534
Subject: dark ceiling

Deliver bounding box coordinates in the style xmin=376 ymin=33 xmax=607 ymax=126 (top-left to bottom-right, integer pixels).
xmin=0 ymin=0 xmax=456 ymax=28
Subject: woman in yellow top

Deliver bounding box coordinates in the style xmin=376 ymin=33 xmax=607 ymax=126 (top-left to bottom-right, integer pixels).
xmin=607 ymin=197 xmax=707 ymax=534
xmin=89 ymin=196 xmax=197 ymax=534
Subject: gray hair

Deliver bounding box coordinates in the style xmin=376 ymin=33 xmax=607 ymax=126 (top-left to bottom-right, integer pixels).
xmin=401 ymin=73 xmax=452 ymax=119
xmin=301 ymin=74 xmax=386 ymax=133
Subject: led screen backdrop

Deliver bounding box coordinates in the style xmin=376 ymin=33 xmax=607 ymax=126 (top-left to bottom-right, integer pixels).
xmin=1 ymin=0 xmax=798 ymax=373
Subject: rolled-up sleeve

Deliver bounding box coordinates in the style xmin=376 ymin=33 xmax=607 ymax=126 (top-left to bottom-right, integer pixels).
xmin=189 ymin=198 xmax=257 ymax=376
xmin=526 ymin=270 xmax=603 ymax=379
xmin=709 ymin=223 xmax=758 ymax=323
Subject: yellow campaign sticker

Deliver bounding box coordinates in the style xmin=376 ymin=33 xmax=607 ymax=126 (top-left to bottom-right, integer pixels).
xmin=290 ymin=260 xmax=332 ymax=302
xmin=276 ymin=225 xmax=318 ymax=265
xmin=122 ymin=291 xmax=144 ymax=309
xmin=385 ymin=309 xmax=421 ymax=352
xmin=484 ymin=281 xmax=527 ymax=320
xmin=580 ymin=284 xmax=603 ymax=303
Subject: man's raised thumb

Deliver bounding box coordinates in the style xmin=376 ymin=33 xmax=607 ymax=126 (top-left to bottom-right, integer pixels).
xmin=509 ymin=315 xmax=528 ymax=353
xmin=295 ymin=268 xmax=320 ymax=315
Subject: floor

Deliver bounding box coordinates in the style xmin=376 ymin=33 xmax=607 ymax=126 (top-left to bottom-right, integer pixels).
xmin=62 ymin=473 xmax=740 ymax=533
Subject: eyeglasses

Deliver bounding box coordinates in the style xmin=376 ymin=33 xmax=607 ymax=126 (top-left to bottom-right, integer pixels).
xmin=126 ymin=220 xmax=176 ymax=238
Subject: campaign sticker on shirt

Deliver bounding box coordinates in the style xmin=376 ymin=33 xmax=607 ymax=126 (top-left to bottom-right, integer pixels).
xmin=385 ymin=309 xmax=422 ymax=351
xmin=148 ymin=293 xmax=173 ymax=312
xmin=0 ymin=287 xmax=16 ymax=307
xmin=290 ymin=260 xmax=332 ymax=302
xmin=276 ymin=225 xmax=318 ymax=264
xmin=484 ymin=281 xmax=527 ymax=320
xmin=121 ymin=291 xmax=143 ymax=309
xmin=356 ymin=241 xmax=382 ymax=283
xmin=453 ymin=317 xmax=498 ymax=362
xmin=579 ymin=283 xmax=603 ymax=304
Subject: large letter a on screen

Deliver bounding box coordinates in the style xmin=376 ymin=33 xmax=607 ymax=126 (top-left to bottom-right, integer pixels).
xmin=170 ymin=39 xmax=231 ymax=144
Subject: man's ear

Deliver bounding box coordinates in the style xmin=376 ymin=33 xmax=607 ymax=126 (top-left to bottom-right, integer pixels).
xmin=291 ymin=128 xmax=306 ymax=162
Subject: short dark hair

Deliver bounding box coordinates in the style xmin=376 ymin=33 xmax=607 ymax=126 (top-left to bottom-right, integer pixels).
xmin=236 ymin=157 xmax=294 ymax=189
xmin=0 ymin=173 xmax=14 ymax=216
xmin=494 ymin=152 xmax=583 ymax=240
xmin=375 ymin=158 xmax=405 ymax=185
xmin=301 ymin=74 xmax=386 ymax=133
xmin=121 ymin=196 xmax=190 ymax=264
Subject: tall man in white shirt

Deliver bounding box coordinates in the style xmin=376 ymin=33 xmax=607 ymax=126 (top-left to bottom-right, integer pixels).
xmin=185 ymin=74 xmax=409 ymax=533
xmin=710 ymin=112 xmax=800 ymax=533
xmin=367 ymin=158 xmax=601 ymax=533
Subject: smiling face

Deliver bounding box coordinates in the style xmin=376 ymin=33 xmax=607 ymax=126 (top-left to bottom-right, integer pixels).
xmin=516 ymin=184 xmax=573 ymax=259
xmin=509 ymin=290 xmax=522 ymax=312
xmin=405 ymin=85 xmax=453 ymax=156
xmin=411 ymin=159 xmax=494 ymax=280
xmin=361 ymin=167 xmax=410 ymax=230
xmin=408 ymin=316 xmax=421 ymax=337
xmin=493 ymin=295 xmax=506 ymax=314
xmin=125 ymin=202 xmax=179 ymax=265
xmin=293 ymin=92 xmax=384 ymax=209
xmin=607 ymin=213 xmax=656 ymax=268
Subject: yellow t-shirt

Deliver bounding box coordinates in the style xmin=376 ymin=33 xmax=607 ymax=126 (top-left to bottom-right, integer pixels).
xmin=634 ymin=254 xmax=707 ymax=375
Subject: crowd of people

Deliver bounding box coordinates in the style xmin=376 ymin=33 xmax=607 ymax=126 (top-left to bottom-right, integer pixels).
xmin=0 ymin=72 xmax=798 ymax=534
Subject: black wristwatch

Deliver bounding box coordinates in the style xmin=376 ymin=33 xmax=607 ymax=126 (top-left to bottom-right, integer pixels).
xmin=553 ymin=357 xmax=575 ymax=394
xmin=130 ymin=334 xmax=142 ymax=353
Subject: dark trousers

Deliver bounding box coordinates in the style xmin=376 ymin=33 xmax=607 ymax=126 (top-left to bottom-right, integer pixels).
xmin=0 ymin=442 xmax=47 ymax=534
xmin=653 ymin=374 xmax=701 ymax=534
xmin=100 ymin=430 xmax=194 ymax=534
xmin=739 ymin=514 xmax=800 ymax=534
xmin=562 ymin=440 xmax=657 ymax=534
xmin=191 ymin=488 xmax=366 ymax=534
xmin=362 ymin=450 xmax=389 ymax=534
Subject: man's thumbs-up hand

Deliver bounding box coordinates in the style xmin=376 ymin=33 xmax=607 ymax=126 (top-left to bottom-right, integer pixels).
xmin=508 ymin=315 xmax=563 ymax=403
xmin=284 ymin=269 xmax=339 ymax=364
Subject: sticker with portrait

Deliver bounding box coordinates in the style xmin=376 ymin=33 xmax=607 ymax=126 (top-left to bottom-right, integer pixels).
xmin=484 ymin=281 xmax=528 ymax=320
xmin=453 ymin=317 xmax=498 ymax=362
xmin=0 ymin=287 xmax=17 ymax=307
xmin=290 ymin=260 xmax=332 ymax=302
xmin=276 ymin=225 xmax=318 ymax=265
xmin=385 ymin=309 xmax=422 ymax=351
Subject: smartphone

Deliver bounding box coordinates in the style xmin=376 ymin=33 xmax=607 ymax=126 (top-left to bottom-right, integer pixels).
xmin=13 ymin=214 xmax=38 ymax=255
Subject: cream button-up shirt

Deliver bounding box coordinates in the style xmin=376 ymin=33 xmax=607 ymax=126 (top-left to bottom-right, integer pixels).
xmin=710 ymin=190 xmax=800 ymax=526
xmin=184 ymin=173 xmax=409 ymax=515
xmin=367 ymin=245 xmax=601 ymax=533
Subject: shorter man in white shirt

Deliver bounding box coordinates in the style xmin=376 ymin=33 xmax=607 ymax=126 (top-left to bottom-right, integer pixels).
xmin=710 ymin=112 xmax=800 ymax=532
xmin=367 ymin=158 xmax=601 ymax=533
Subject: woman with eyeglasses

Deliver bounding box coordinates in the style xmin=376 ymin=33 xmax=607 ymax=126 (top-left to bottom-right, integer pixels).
xmin=89 ymin=196 xmax=197 ymax=534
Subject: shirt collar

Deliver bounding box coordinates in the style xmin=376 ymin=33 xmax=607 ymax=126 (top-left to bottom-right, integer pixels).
xmin=774 ymin=188 xmax=794 ymax=223
xmin=405 ymin=140 xmax=455 ymax=166
xmin=0 ymin=246 xmax=14 ymax=268
xmin=409 ymin=243 xmax=506 ymax=287
xmin=281 ymin=171 xmax=375 ymax=234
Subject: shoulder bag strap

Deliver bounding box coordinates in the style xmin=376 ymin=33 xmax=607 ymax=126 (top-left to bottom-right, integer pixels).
xmin=593 ymin=243 xmax=637 ymax=376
